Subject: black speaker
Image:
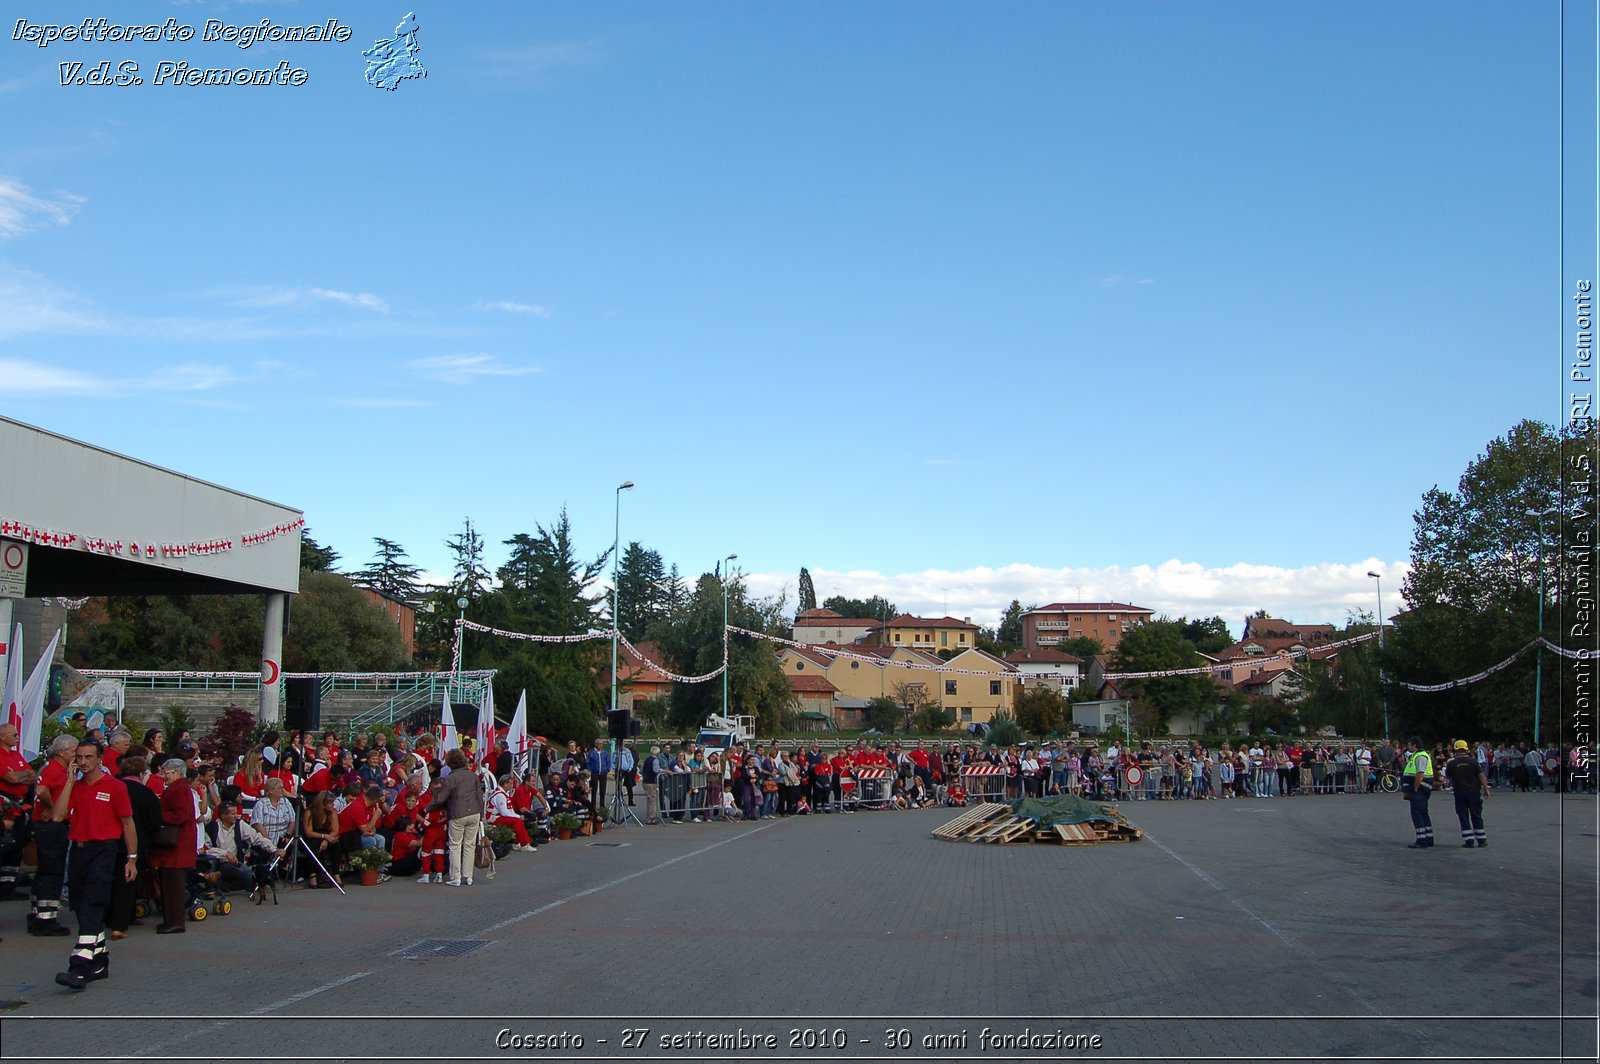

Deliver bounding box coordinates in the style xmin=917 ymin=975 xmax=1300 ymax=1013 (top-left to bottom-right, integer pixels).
xmin=607 ymin=708 xmax=631 ymax=741
xmin=284 ymin=676 xmax=321 ymax=731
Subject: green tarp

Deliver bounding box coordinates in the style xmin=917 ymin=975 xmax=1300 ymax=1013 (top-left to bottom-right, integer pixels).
xmin=1008 ymin=795 xmax=1126 ymax=828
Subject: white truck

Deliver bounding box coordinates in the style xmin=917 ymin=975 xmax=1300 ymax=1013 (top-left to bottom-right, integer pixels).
xmin=694 ymin=713 xmax=755 ymax=751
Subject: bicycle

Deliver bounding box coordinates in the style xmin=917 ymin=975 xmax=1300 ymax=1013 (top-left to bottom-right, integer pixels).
xmin=1367 ymin=768 xmax=1400 ymax=793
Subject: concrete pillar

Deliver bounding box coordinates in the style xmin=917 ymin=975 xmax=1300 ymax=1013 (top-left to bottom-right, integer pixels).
xmin=260 ymin=592 xmax=286 ymax=724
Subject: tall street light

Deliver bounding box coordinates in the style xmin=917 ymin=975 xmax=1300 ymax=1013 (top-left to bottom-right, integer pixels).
xmin=722 ymin=553 xmax=737 ymax=718
xmin=1527 ymin=507 xmax=1559 ymax=747
xmin=454 ymin=595 xmax=469 ymax=709
xmin=1366 ymin=571 xmax=1387 ymax=742
xmin=610 ymin=481 xmax=634 ymax=720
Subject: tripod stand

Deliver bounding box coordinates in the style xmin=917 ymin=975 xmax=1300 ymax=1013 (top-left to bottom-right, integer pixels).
xmin=608 ymin=740 xmax=644 ymax=828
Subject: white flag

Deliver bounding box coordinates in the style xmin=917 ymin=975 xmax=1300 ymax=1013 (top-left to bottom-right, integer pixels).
xmin=441 ymin=689 xmax=459 ymax=753
xmin=478 ymin=678 xmax=496 ymax=754
xmin=2 ymin=624 xmax=21 ymax=731
xmin=19 ymin=628 xmax=61 ymax=761
xmin=505 ymin=690 xmax=529 ymax=767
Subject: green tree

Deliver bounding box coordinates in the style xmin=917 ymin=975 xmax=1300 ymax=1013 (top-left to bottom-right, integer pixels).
xmin=354 ymin=537 xmax=422 ymax=602
xmin=822 ymin=594 xmax=897 ymax=621
xmin=985 ymin=711 xmax=1023 ymax=747
xmin=996 ymin=600 xmax=1028 ymax=649
xmin=299 ymin=529 xmax=340 ymax=573
xmin=1013 ymin=684 xmax=1068 ymax=737
xmin=1058 ymin=635 xmax=1105 ymax=660
xmin=615 ymin=542 xmax=670 ymax=641
xmin=282 ymin=570 xmax=410 ymax=672
xmin=797 ymin=568 xmax=817 ymax=612
xmin=1390 ymin=418 xmax=1595 ymax=739
xmin=446 ymin=518 xmax=491 ymax=603
xmin=889 ymin=678 xmax=938 ymax=732
xmin=863 ymin=696 xmax=899 ymax=732
xmin=1110 ymin=619 xmax=1214 ymax=734
xmin=477 ymin=510 xmax=610 ymax=745
xmin=1179 ymin=615 xmax=1234 ymax=655
xmin=658 ymin=574 xmax=797 ymax=735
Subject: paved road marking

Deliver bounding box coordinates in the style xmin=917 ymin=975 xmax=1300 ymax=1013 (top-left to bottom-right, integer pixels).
xmin=476 ymin=820 xmax=778 ymax=935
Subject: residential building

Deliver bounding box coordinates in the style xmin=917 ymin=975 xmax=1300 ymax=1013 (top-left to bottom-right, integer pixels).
xmin=1021 ymin=602 xmax=1153 ymax=652
xmin=1002 ymin=647 xmax=1083 ymax=692
xmin=864 ymin=614 xmax=980 ymax=654
xmin=777 ymin=642 xmax=1017 ymax=727
xmin=605 ymin=640 xmax=674 ymax=710
xmin=1241 ymin=616 xmax=1337 ymax=645
xmin=792 ymin=607 xmax=880 ymax=646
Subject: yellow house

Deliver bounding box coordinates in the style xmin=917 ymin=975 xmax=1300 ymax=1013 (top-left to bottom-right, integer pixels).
xmin=866 ymin=613 xmax=980 ymax=654
xmin=778 ymin=643 xmax=1017 ymax=727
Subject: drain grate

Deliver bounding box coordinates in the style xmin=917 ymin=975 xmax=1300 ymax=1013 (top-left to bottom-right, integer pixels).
xmin=391 ymin=939 xmax=492 ymax=959
xmin=588 ymin=842 xmax=627 ymax=847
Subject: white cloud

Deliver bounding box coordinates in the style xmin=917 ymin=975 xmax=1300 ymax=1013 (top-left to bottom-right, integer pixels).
xmin=0 ymin=177 xmax=84 ymax=241
xmin=0 ymin=358 xmax=110 ymax=395
xmin=309 ymin=287 xmax=388 ymax=312
xmin=1097 ymin=274 xmax=1154 ymax=288
xmin=410 ymin=353 xmax=541 ymax=383
xmin=741 ymin=559 xmax=1410 ymax=635
xmin=0 ymin=357 xmax=243 ymax=397
xmin=225 ymin=286 xmax=389 ymax=313
xmin=475 ymin=300 xmax=551 ymax=317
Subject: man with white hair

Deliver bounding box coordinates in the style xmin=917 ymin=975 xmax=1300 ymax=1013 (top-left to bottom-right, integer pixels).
xmin=0 ymin=722 xmax=38 ymax=902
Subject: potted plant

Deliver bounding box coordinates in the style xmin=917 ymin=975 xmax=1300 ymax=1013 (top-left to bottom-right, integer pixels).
xmin=485 ymin=824 xmax=516 ymax=858
xmin=346 ymin=846 xmax=388 ymax=886
xmin=551 ymin=812 xmax=582 ymax=841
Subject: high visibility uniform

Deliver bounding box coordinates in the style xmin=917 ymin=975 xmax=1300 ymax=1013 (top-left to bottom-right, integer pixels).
xmin=1403 ymin=750 xmax=1434 ymax=847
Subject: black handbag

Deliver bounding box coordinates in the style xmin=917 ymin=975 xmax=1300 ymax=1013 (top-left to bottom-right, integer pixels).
xmin=152 ymin=824 xmax=181 ymax=848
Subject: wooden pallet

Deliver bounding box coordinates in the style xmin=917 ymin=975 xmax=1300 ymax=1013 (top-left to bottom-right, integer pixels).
xmin=933 ymin=801 xmax=1143 ymax=846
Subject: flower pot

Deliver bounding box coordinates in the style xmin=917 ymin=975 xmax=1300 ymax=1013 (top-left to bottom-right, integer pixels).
xmin=558 ymin=828 xmax=573 ymax=841
xmin=358 ymin=867 xmax=380 ymax=887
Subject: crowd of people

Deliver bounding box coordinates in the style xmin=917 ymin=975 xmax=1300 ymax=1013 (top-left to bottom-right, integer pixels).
xmin=1 ymin=714 xmax=1590 ymax=992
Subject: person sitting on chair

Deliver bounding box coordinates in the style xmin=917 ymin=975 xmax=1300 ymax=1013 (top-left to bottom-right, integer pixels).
xmin=202 ymin=802 xmax=279 ymax=891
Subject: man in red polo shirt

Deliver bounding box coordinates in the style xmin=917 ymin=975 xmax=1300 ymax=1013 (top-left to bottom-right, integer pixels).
xmin=28 ymin=734 xmax=78 ymax=936
xmin=0 ymin=722 xmax=37 ymax=901
xmin=51 ymin=739 xmax=137 ymax=990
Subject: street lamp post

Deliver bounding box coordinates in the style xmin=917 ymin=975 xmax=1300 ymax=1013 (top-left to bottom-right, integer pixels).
xmin=1527 ymin=507 xmax=1559 ymax=747
xmin=1366 ymin=571 xmax=1387 ymax=742
xmin=722 ymin=553 xmax=737 ymax=718
xmin=610 ymin=481 xmax=634 ymax=721
xmin=454 ymin=595 xmax=468 ymax=707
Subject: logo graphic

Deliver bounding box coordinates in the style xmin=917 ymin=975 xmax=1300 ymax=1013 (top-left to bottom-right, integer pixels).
xmin=363 ymin=12 xmax=426 ymax=91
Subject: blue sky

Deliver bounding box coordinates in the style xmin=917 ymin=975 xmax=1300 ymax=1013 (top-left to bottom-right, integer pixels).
xmin=0 ymin=1 xmax=1579 ymax=635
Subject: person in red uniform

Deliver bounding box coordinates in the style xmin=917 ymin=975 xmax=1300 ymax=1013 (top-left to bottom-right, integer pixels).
xmin=51 ymin=740 xmax=138 ymax=989
xmin=27 ymin=735 xmax=77 ymax=935
xmin=0 ymin=721 xmax=37 ymax=901
xmin=416 ymin=781 xmax=449 ymax=883
xmin=149 ymin=759 xmax=199 ymax=935
xmin=486 ymin=774 xmax=533 ymax=849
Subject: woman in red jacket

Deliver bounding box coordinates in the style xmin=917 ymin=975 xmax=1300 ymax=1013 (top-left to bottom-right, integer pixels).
xmin=149 ymin=759 xmax=198 ymax=934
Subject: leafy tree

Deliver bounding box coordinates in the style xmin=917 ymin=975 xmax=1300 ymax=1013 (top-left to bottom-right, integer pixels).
xmin=997 ymin=600 xmax=1029 ymax=649
xmin=822 ymin=594 xmax=897 ymax=621
xmin=1058 ymin=636 xmax=1105 ymax=660
xmin=199 ymin=704 xmax=256 ymax=764
xmin=477 ymin=510 xmax=610 ymax=745
xmin=863 ymin=696 xmax=900 ymax=732
xmin=1110 ymin=619 xmax=1214 ymax=733
xmin=283 ymin=570 xmax=410 ymax=672
xmin=1390 ymin=418 xmax=1595 ymax=739
xmin=658 ymin=574 xmax=796 ymax=735
xmin=1013 ymin=684 xmax=1068 ymax=736
xmin=300 ymin=529 xmax=340 ymax=573
xmin=985 ymin=711 xmax=1023 ymax=747
xmin=797 ymin=568 xmax=817 ymax=612
xmin=914 ymin=704 xmax=956 ymax=732
xmin=446 ymin=518 xmax=491 ymax=603
xmin=889 ymin=678 xmax=939 ymax=732
xmin=354 ymin=537 xmax=422 ymax=602
xmin=1179 ymin=615 xmax=1234 ymax=655
xmin=615 ymin=543 xmax=670 ymax=641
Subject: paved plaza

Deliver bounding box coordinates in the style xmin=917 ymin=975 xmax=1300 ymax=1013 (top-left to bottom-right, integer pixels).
xmin=0 ymin=788 xmax=1594 ymax=1063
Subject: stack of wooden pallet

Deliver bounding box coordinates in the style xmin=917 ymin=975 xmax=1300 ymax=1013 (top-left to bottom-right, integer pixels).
xmin=930 ymin=801 xmax=1143 ymax=846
